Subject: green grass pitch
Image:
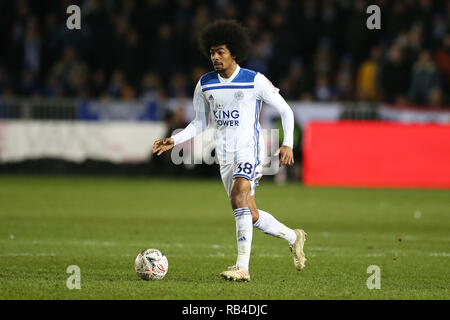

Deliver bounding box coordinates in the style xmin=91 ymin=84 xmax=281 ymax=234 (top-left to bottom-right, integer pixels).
xmin=0 ymin=175 xmax=449 ymax=300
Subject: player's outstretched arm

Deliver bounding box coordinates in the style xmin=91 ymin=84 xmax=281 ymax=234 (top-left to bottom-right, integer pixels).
xmin=255 ymin=73 xmax=295 ymax=167
xmin=155 ymin=80 xmax=209 ymax=156
xmin=152 ymin=138 xmax=175 ymax=156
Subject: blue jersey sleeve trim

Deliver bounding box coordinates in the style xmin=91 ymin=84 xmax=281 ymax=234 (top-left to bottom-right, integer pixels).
xmin=232 ymin=68 xmax=257 ymax=83
xmin=200 ymin=72 xmax=220 ymax=86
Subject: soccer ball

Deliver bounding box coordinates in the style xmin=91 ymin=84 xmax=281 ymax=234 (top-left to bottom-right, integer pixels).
xmin=134 ymin=248 xmax=168 ymax=280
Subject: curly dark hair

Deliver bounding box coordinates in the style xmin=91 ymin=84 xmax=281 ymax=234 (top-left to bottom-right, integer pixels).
xmin=198 ymin=20 xmax=251 ymax=63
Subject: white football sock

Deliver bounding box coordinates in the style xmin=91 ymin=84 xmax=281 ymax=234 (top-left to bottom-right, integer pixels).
xmin=253 ymin=209 xmax=297 ymax=245
xmin=234 ymin=208 xmax=253 ymax=271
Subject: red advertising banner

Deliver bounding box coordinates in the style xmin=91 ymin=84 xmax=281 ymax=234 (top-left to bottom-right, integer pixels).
xmin=302 ymin=121 xmax=450 ymax=188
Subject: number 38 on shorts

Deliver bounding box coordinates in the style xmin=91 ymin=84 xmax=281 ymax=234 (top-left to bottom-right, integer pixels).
xmin=232 ymin=162 xmax=256 ymax=180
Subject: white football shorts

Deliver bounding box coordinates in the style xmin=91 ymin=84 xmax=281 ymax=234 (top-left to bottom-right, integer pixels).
xmin=219 ymin=160 xmax=264 ymax=199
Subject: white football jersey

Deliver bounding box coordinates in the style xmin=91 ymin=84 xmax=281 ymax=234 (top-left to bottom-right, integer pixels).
xmin=172 ymin=65 xmax=294 ymax=168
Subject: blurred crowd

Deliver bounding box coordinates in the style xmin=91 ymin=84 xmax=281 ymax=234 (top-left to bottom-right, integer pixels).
xmin=0 ymin=0 xmax=449 ymax=108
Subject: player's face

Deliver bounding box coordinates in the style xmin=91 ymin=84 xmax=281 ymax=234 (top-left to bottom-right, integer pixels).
xmin=210 ymin=45 xmax=235 ymax=74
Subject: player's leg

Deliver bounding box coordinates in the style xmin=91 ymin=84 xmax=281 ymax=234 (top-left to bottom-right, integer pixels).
xmin=230 ymin=177 xmax=252 ymax=209
xmin=220 ymin=177 xmax=253 ymax=281
xmin=229 ymin=177 xmax=253 ymax=271
xmin=249 ymin=195 xmax=307 ymax=271
xmin=247 ymin=195 xmax=259 ymax=224
xmin=249 ymin=195 xmax=296 ymax=243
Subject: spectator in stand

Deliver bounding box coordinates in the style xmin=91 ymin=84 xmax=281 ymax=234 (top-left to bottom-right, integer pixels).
xmin=168 ymin=73 xmax=189 ymax=99
xmin=153 ymin=24 xmax=176 ymax=84
xmin=106 ymin=70 xmax=126 ymax=99
xmin=315 ymin=74 xmax=336 ymax=102
xmin=246 ymin=30 xmax=274 ymax=75
xmin=247 ymin=40 xmax=270 ymax=75
xmin=403 ymin=24 xmax=424 ymax=71
xmin=120 ymin=84 xmax=137 ymax=101
xmin=283 ymin=59 xmax=313 ymax=101
xmin=23 ymin=19 xmax=40 ymax=75
xmin=408 ymin=49 xmax=442 ymax=105
xmin=295 ymin=0 xmax=319 ymax=66
xmin=431 ymin=14 xmax=448 ymax=50
xmin=189 ymin=65 xmax=208 ymax=93
xmin=42 ymin=73 xmax=63 ymax=97
xmin=278 ymin=78 xmax=295 ymax=101
xmin=434 ymin=34 xmax=450 ymax=105
xmin=190 ymin=5 xmax=210 ymax=42
xmin=356 ymin=45 xmax=383 ymax=101
xmin=314 ymin=39 xmax=334 ymax=79
xmin=345 ymin=0 xmax=370 ymax=68
xmin=165 ymin=106 xmax=188 ymax=139
xmin=380 ymin=45 xmax=412 ymax=104
xmin=386 ymin=1 xmax=409 ymax=37
xmin=90 ymin=70 xmax=107 ymax=98
xmin=413 ymin=0 xmax=434 ymax=48
xmin=7 ymin=0 xmax=34 ymax=79
xmin=120 ymin=29 xmax=144 ymax=86
xmin=428 ymin=88 xmax=444 ymax=108
xmin=140 ymin=72 xmax=163 ymax=103
xmin=335 ymin=54 xmax=355 ymax=101
xmin=49 ymin=46 xmax=89 ymax=97
xmin=269 ymin=9 xmax=296 ymax=82
xmin=19 ymin=70 xmax=39 ymax=96
xmin=0 ymin=64 xmax=10 ymax=95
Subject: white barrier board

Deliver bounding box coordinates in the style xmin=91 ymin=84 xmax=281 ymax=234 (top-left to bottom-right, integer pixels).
xmin=0 ymin=121 xmax=166 ymax=163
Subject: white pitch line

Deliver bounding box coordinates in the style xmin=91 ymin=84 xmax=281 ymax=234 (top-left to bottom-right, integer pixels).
xmin=429 ymin=252 xmax=450 ymax=257
xmin=364 ymin=253 xmax=386 ymax=257
xmin=2 ymin=239 xmax=450 ymax=259
xmin=0 ymin=253 xmax=56 ymax=257
xmin=2 ymin=251 xmax=449 ymax=258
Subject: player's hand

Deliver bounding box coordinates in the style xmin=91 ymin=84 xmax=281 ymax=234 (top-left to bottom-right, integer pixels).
xmin=152 ymin=138 xmax=175 ymax=156
xmin=274 ymin=145 xmax=294 ymax=167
